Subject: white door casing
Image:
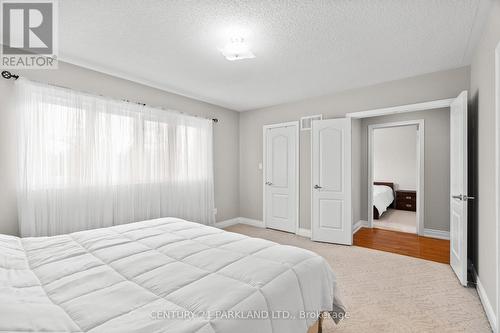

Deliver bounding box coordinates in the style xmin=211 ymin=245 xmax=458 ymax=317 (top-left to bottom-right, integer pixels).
xmin=263 ymin=122 xmax=298 ymax=233
xmin=496 ymin=41 xmax=500 ymax=331
xmin=450 ymin=90 xmax=469 ymax=286
xmin=311 ymin=118 xmax=352 ymax=245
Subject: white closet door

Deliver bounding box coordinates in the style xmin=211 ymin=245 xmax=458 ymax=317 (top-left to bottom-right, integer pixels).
xmin=450 ymin=91 xmax=469 ymax=286
xmin=264 ymin=123 xmax=298 ymax=233
xmin=311 ymin=118 xmax=352 ymax=245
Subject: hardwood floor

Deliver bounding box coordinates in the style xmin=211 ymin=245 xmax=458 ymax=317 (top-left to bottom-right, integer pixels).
xmin=353 ymin=227 xmax=450 ymax=264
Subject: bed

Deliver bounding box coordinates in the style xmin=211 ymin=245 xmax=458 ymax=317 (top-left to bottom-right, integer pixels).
xmin=373 ymin=182 xmax=395 ymax=219
xmin=0 ymin=217 xmax=344 ymax=333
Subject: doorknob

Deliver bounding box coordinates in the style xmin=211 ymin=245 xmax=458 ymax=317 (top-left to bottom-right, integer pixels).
xmin=314 ymin=184 xmax=322 ymax=189
xmin=265 ymin=181 xmax=273 ymax=186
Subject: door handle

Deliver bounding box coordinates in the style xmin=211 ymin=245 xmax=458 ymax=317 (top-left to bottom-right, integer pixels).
xmin=265 ymin=181 xmax=273 ymax=186
xmin=452 ymin=194 xmax=475 ymax=201
xmin=314 ymin=185 xmax=322 ymax=189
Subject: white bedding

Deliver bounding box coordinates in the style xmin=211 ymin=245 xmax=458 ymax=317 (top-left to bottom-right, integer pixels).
xmin=0 ymin=217 xmax=343 ymax=333
xmin=373 ymin=185 xmax=394 ymax=216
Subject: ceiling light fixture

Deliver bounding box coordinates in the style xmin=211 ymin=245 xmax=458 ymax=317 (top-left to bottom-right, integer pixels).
xmin=220 ymin=37 xmax=255 ymax=61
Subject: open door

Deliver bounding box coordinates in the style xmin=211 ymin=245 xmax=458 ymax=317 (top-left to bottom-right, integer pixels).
xmin=311 ymin=118 xmax=352 ymax=245
xmin=450 ymin=91 xmax=470 ymax=286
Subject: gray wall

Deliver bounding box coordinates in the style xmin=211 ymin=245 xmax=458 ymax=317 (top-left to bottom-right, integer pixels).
xmin=373 ymin=126 xmax=418 ymax=190
xmin=469 ymin=0 xmax=500 ymax=317
xmin=240 ymin=66 xmax=469 ymax=230
xmin=359 ymin=109 xmax=450 ymax=232
xmin=0 ymin=61 xmax=241 ymax=235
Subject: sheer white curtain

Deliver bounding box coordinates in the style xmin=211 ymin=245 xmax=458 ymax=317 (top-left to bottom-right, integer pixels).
xmin=16 ymin=79 xmax=215 ymax=237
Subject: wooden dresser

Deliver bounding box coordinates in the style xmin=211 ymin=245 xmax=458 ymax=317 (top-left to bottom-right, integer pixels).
xmin=395 ymin=190 xmax=416 ymax=211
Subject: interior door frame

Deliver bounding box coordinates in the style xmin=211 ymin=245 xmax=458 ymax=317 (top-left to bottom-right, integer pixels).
xmin=367 ymin=120 xmax=425 ymax=235
xmin=495 ymin=40 xmax=500 ymax=329
xmin=262 ymin=121 xmax=300 ymax=234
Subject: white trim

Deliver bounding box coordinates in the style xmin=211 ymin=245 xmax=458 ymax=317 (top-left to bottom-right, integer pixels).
xmin=367 ymin=120 xmax=425 ymax=236
xmin=238 ymin=217 xmax=265 ymax=228
xmin=423 ymin=228 xmax=450 ymax=240
xmin=346 ymin=99 xmax=453 ymax=119
xmin=216 ymin=218 xmax=311 ymax=238
xmin=310 ymin=119 xmax=314 ymax=240
xmin=295 ymin=120 xmax=301 ymax=232
xmin=214 ymin=218 xmax=241 ymax=229
xmin=215 ymin=217 xmax=265 ymax=229
xmin=262 ymin=121 xmax=299 ymax=129
xmin=495 ymin=40 xmax=500 ymax=331
xmin=297 ymin=228 xmax=312 ymax=238
xmin=477 ymin=276 xmax=498 ymax=333
xmin=262 ymin=121 xmax=300 ymax=234
xmin=352 ymin=220 xmax=369 ymax=234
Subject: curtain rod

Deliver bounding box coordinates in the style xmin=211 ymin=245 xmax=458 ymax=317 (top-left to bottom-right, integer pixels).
xmin=1 ymin=70 xmax=219 ymax=123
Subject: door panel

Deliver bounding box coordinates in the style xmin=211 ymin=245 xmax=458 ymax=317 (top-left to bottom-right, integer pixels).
xmin=450 ymin=91 xmax=468 ymax=286
xmin=271 ymin=194 xmax=288 ymax=219
xmin=312 ymin=118 xmax=352 ymax=245
xmin=319 ymin=199 xmax=343 ymax=229
xmin=319 ymin=128 xmax=343 ymax=191
xmin=264 ymin=124 xmax=297 ymax=233
xmin=271 ymin=135 xmax=289 ymax=187
xmin=451 ymin=211 xmax=461 ymax=258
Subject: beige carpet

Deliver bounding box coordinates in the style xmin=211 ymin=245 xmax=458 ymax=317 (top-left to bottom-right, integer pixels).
xmin=374 ymin=208 xmax=417 ymax=234
xmin=225 ymin=224 xmax=492 ymax=332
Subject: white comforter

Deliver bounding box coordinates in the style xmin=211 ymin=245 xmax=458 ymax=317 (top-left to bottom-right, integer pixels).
xmin=373 ymin=185 xmax=394 ymax=216
xmin=0 ymin=217 xmax=343 ymax=333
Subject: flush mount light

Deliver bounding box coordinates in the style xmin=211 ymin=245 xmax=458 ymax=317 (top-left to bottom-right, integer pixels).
xmin=220 ymin=37 xmax=255 ymax=61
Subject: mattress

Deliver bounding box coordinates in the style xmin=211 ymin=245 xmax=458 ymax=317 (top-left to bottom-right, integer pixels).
xmin=0 ymin=217 xmax=344 ymax=333
xmin=373 ymin=185 xmax=394 ymax=216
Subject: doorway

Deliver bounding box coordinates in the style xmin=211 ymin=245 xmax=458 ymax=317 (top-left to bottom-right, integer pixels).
xmin=368 ymin=120 xmax=424 ymax=235
xmin=348 ymin=92 xmax=470 ymax=285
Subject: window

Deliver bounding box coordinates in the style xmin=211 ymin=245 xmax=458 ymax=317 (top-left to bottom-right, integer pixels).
xmin=16 ymin=79 xmax=215 ymax=236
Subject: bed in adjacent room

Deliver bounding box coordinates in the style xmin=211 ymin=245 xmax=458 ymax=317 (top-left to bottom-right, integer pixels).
xmin=0 ymin=217 xmax=344 ymax=333
xmin=372 ymin=182 xmax=395 ymax=219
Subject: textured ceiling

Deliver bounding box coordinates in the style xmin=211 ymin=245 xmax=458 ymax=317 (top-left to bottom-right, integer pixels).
xmin=59 ymin=0 xmax=487 ymax=111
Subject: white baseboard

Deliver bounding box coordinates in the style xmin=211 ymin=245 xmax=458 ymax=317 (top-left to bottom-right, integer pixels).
xmin=423 ymin=228 xmax=450 ymax=240
xmin=297 ymin=228 xmax=311 ymax=238
xmin=238 ymin=217 xmax=265 ymax=228
xmin=476 ymin=276 xmax=498 ymax=332
xmin=352 ymin=220 xmax=368 ymax=234
xmin=214 ymin=218 xmax=241 ymax=229
xmin=215 ymin=217 xmax=264 ymax=229
xmin=216 ymin=218 xmax=311 ymax=238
